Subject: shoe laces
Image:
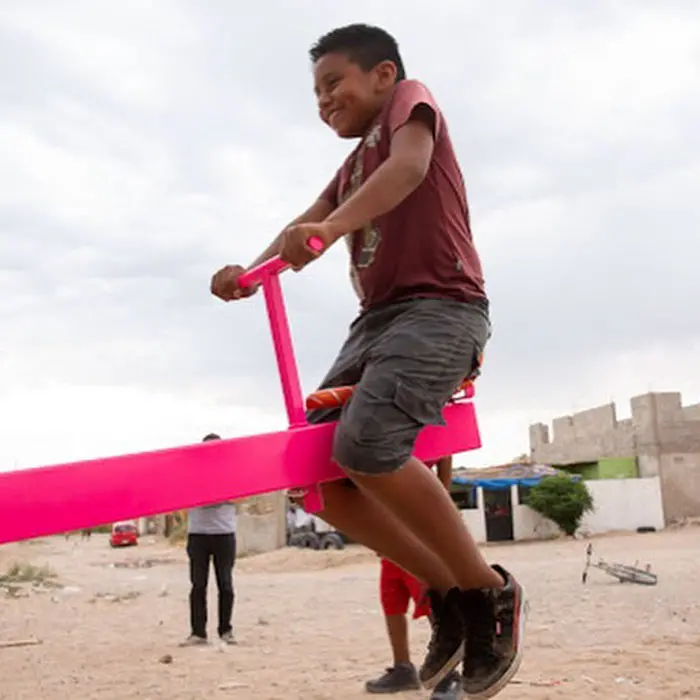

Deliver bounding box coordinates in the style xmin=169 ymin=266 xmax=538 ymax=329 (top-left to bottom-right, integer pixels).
xmin=465 ymin=595 xmax=500 ymax=668
xmin=424 ymin=592 xmax=444 ymax=657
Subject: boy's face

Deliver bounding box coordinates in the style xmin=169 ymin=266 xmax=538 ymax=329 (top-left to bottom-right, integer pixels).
xmin=314 ymin=52 xmax=397 ymax=139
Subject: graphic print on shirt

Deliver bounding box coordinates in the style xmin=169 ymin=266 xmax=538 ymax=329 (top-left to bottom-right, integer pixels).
xmin=342 ymin=123 xmax=382 ymax=299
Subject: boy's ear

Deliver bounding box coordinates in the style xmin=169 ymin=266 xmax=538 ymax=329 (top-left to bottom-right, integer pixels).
xmin=374 ymin=60 xmax=398 ymax=88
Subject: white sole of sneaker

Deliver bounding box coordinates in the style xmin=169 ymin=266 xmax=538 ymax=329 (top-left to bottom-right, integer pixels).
xmin=422 ymin=642 xmax=465 ymax=691
xmin=465 ymin=592 xmax=530 ymax=700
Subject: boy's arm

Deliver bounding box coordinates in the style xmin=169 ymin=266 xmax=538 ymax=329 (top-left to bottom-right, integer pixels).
xmin=281 ymin=84 xmax=441 ymax=263
xmin=246 ymin=195 xmax=336 ymax=270
xmin=210 ymin=167 xmax=340 ymax=303
xmin=323 ymin=115 xmax=434 ymax=238
xmin=322 ymin=83 xmax=441 ymax=241
xmin=436 ymin=455 xmax=453 ymax=491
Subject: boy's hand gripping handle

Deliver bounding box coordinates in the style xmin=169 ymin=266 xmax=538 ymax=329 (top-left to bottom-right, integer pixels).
xmin=238 ymin=236 xmax=324 ymax=289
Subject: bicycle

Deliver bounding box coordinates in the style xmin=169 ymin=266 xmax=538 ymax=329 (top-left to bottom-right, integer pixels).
xmin=581 ymin=543 xmax=658 ymax=586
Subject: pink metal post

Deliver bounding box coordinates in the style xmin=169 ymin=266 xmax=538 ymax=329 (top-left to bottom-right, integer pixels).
xmin=238 ymin=237 xmax=325 ymax=509
xmin=238 ymin=236 xmax=324 ymax=428
xmin=263 ymin=274 xmax=306 ymax=427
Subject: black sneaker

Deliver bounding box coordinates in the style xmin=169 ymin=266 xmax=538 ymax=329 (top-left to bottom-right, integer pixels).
xmin=430 ymin=670 xmax=463 ymax=700
xmin=419 ymin=588 xmax=465 ymax=689
xmin=365 ymin=663 xmax=421 ymax=694
xmin=461 ymin=565 xmax=528 ymax=699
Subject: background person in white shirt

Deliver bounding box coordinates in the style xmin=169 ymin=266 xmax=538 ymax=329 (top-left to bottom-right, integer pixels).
xmin=180 ymin=433 xmax=238 ymax=646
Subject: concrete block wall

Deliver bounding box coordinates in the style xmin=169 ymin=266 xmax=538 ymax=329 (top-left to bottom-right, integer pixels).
xmin=529 ymin=401 xmax=636 ymax=465
xmin=236 ymin=491 xmax=287 ymax=556
xmin=659 ymin=453 xmax=700 ymax=521
xmin=530 ymin=391 xmax=700 ymax=522
xmin=683 ymin=403 xmax=700 ymax=421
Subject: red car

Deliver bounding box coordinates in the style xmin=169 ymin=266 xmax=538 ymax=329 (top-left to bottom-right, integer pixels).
xmin=109 ymin=522 xmax=139 ymax=547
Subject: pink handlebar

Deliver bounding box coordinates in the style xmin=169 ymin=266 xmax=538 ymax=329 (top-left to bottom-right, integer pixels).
xmin=238 ymin=236 xmax=324 ymax=289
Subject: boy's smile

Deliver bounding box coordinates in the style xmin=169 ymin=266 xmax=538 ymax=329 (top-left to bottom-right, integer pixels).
xmin=313 ymin=52 xmax=396 ymax=139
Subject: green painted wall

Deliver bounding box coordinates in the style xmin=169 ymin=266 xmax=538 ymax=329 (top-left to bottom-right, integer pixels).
xmin=597 ymin=457 xmax=638 ymax=479
xmin=558 ymin=457 xmax=638 ymax=480
xmin=558 ymin=462 xmax=600 ymax=480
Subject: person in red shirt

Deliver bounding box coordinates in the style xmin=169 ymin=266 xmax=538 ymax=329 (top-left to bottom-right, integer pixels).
xmin=210 ymin=24 xmax=527 ymax=699
xmin=367 ymin=457 xmax=461 ymax=700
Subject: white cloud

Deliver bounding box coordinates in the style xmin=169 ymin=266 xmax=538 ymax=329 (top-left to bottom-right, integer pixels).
xmin=0 ymin=1 xmax=199 ymax=109
xmin=0 ymin=117 xmax=170 ymax=228
xmin=0 ymin=383 xmax=284 ymax=470
xmin=484 ymin=8 xmax=700 ymax=139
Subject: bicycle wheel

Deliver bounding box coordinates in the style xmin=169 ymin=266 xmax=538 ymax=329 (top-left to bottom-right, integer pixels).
xmin=607 ymin=564 xmax=658 ymax=585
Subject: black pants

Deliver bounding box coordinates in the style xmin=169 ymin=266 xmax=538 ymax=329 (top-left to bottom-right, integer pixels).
xmin=186 ymin=533 xmax=236 ymax=638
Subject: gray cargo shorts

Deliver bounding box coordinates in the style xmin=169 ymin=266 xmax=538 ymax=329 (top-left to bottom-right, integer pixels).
xmin=307 ymin=296 xmax=491 ymax=476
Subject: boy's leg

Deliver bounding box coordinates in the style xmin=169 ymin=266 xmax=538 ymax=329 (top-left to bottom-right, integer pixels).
xmin=385 ymin=615 xmax=411 ymax=666
xmin=365 ymin=559 xmax=420 ymax=694
xmin=307 ymin=316 xmax=456 ymax=592
xmin=329 ymin=298 xmax=526 ymax=694
xmin=333 ymin=298 xmax=498 ymax=591
xmin=308 ymin=302 xmax=468 ymax=683
xmin=311 ymin=479 xmax=456 ymax=592
xmin=353 ymin=461 xmax=501 ymax=589
xmin=380 ymin=561 xmax=412 ymax=667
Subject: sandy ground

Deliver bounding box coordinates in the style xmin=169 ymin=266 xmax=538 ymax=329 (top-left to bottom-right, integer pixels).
xmin=1 ymin=529 xmax=699 ymax=700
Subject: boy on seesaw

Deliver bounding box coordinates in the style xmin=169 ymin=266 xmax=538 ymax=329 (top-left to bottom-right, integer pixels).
xmin=211 ymin=24 xmax=527 ymax=698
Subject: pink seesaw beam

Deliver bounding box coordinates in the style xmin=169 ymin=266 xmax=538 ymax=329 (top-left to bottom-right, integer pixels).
xmin=0 ymin=237 xmax=482 ymax=545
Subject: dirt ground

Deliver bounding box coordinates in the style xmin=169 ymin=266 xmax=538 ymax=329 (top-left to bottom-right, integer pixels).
xmin=1 ymin=528 xmax=699 ymax=700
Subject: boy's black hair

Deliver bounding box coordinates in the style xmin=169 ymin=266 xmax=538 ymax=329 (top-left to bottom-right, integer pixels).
xmin=202 ymin=433 xmax=221 ymax=442
xmin=309 ymin=24 xmax=406 ymax=82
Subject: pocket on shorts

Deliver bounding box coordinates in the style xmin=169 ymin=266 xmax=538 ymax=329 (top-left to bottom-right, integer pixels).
xmin=392 ymin=379 xmax=447 ymax=428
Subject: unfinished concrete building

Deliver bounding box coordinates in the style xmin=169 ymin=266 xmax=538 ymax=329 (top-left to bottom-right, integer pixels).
xmin=529 ymin=391 xmax=700 ymax=524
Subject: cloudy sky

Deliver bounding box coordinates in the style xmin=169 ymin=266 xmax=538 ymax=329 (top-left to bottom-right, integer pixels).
xmin=1 ymin=1 xmax=698 ymax=475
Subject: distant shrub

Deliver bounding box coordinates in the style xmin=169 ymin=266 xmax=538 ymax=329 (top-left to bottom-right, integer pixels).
xmin=525 ymin=475 xmax=594 ymax=536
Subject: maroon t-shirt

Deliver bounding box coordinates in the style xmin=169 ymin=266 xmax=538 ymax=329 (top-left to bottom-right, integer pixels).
xmin=321 ymin=79 xmax=486 ymax=310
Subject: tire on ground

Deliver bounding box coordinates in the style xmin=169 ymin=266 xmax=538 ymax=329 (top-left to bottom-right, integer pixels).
xmin=288 ymin=533 xmax=308 ymax=548
xmin=320 ymin=532 xmax=345 ymax=550
xmin=304 ymin=532 xmax=321 ymax=550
